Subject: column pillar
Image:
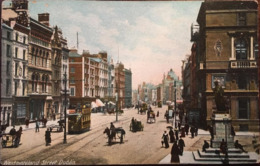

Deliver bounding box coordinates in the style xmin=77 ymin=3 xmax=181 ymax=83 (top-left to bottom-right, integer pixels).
xmin=250 ymin=36 xmax=254 ymax=60
xmin=230 ymin=36 xmax=235 ymax=60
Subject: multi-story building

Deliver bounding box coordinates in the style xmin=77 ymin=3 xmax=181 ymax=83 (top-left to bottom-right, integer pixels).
xmin=2 ymin=0 xmax=30 ymax=125
xmin=108 ymin=58 xmax=116 ymax=100
xmin=28 ymin=14 xmax=53 ymax=120
xmin=182 ymin=56 xmax=192 ymax=112
xmin=1 ymin=23 xmax=14 ymax=126
xmin=192 ymin=0 xmax=258 ymax=131
xmin=161 ymin=69 xmax=183 ymax=105
xmin=115 ymin=62 xmax=125 ymax=109
xmin=60 ymin=28 xmax=70 ymax=118
xmin=124 ymin=68 xmax=132 ymax=107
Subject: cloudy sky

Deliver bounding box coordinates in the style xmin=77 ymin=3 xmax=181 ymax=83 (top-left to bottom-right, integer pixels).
xmin=4 ymin=0 xmax=202 ymax=89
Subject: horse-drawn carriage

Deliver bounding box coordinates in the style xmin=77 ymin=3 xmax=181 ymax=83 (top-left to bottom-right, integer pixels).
xmin=130 ymin=120 xmax=143 ymax=132
xmin=105 ymin=109 xmax=124 ymax=115
xmin=139 ymin=103 xmax=147 ymax=114
xmin=147 ymin=110 xmax=156 ymax=123
xmin=158 ymin=101 xmax=162 ymax=108
xmin=103 ymin=127 xmax=126 ymax=145
xmin=1 ymin=127 xmax=22 ymax=148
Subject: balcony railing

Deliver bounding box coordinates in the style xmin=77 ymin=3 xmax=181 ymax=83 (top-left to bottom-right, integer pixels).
xmin=230 ymin=60 xmax=257 ymax=69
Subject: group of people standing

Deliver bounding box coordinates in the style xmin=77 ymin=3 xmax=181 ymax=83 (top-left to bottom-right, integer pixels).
xmin=161 ymin=128 xmax=186 ymax=163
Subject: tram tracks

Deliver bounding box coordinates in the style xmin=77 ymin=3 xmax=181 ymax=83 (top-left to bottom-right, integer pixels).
xmin=2 ymin=116 xmax=131 ymax=162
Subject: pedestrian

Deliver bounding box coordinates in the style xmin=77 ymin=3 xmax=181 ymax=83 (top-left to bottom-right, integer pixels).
xmin=179 ymin=113 xmax=183 ymax=124
xmin=190 ymin=126 xmax=195 ymax=138
xmin=185 ymin=115 xmax=188 ymax=124
xmin=180 ymin=127 xmax=185 ymax=138
xmin=178 ymin=122 xmax=181 ymax=131
xmin=231 ymin=125 xmax=236 ymax=137
xmin=162 ymin=131 xmax=169 ymax=148
xmin=175 ymin=128 xmax=179 ymax=141
xmin=185 ymin=123 xmax=189 ymax=135
xmin=178 ymin=138 xmax=185 ymax=156
xmin=220 ymin=139 xmax=227 ymax=154
xmin=166 ymin=113 xmax=169 ymax=123
xmin=110 ymin=122 xmax=115 ymax=130
xmin=234 ymin=140 xmax=247 ymax=153
xmin=25 ymin=117 xmax=29 ymax=128
xmin=35 ymin=119 xmax=40 ymax=132
xmin=157 ymin=111 xmax=159 ymax=117
xmin=45 ymin=128 xmax=51 ymax=146
xmin=195 ymin=125 xmax=198 ymax=136
xmin=208 ymin=125 xmax=214 ymax=139
xmin=202 ymin=140 xmax=210 ymax=152
xmin=171 ymin=141 xmax=181 ymax=163
xmin=169 ymin=128 xmax=175 ymax=143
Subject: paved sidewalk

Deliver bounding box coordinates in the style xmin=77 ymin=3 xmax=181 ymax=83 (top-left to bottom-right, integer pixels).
xmin=4 ymin=119 xmax=60 ymax=133
xmin=159 ymin=129 xmax=259 ymax=164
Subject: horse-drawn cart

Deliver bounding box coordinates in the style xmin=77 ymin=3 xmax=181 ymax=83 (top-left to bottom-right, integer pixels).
xmin=147 ymin=110 xmax=156 ymax=123
xmin=130 ymin=120 xmax=143 ymax=132
xmin=103 ymin=127 xmax=126 ymax=145
xmin=1 ymin=134 xmax=20 ymax=148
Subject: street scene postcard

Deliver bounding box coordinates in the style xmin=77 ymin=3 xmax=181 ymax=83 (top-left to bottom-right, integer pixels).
xmin=0 ymin=0 xmax=259 ymax=165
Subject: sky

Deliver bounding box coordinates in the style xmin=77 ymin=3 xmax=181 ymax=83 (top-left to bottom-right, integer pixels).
xmin=4 ymin=0 xmax=202 ymax=89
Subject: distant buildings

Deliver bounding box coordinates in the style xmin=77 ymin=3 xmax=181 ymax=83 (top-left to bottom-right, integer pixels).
xmin=183 ymin=0 xmax=259 ymax=131
xmin=1 ymin=0 xmax=132 ymax=126
xmin=137 ymin=68 xmax=183 ymax=108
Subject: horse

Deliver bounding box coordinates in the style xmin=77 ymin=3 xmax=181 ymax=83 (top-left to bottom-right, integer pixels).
xmin=103 ymin=127 xmax=116 ymax=144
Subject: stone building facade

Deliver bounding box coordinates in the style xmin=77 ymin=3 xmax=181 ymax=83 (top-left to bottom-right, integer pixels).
xmin=192 ymin=1 xmax=259 ymax=131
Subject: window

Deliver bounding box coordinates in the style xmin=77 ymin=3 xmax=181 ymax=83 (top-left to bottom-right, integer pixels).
xmin=15 ymin=47 xmax=18 ymax=58
xmin=6 ymin=79 xmax=10 ymax=95
xmin=6 ymin=45 xmax=11 ymax=57
xmin=22 ymin=82 xmax=25 ymax=96
xmin=23 ymin=36 xmax=26 ymax=44
xmin=6 ymin=61 xmax=10 ymax=76
xmin=15 ymin=63 xmax=18 ymax=76
xmin=15 ymin=82 xmax=18 ymax=96
xmin=238 ymin=98 xmax=249 ymax=119
xmin=237 ymin=13 xmax=246 ymax=26
xmin=70 ymin=67 xmax=75 ymax=73
xmin=235 ymin=38 xmax=247 ymax=60
xmin=70 ymin=87 xmax=75 ymax=96
xmin=23 ymin=50 xmax=26 ymax=60
xmin=7 ymin=31 xmax=11 ymax=40
xmin=71 ymin=59 xmax=75 ymax=62
xmin=70 ymin=77 xmax=75 ymax=84
xmin=17 ymin=104 xmax=26 ymax=118
xmin=254 ymin=43 xmax=258 ymax=60
xmin=23 ymin=64 xmax=26 ymax=77
xmin=16 ymin=33 xmax=18 ymax=41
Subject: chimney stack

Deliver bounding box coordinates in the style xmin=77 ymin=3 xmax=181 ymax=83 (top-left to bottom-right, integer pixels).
xmin=38 ymin=13 xmax=49 ymax=26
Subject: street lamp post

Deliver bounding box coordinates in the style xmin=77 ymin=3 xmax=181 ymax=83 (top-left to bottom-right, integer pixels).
xmin=116 ymin=92 xmax=118 ymax=121
xmin=63 ymin=72 xmax=67 ymax=144
xmin=174 ymin=81 xmax=177 ymax=128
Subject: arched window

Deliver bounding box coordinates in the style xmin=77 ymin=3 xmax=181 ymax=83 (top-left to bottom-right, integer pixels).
xmin=235 ymin=38 xmax=247 ymax=60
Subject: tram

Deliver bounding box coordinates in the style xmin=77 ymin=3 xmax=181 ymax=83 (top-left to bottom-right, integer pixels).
xmin=68 ymin=102 xmax=91 ymax=134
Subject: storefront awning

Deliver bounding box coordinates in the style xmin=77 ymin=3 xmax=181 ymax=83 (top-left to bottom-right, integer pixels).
xmin=91 ymin=102 xmax=98 ymax=109
xmin=96 ymin=99 xmax=105 ymax=107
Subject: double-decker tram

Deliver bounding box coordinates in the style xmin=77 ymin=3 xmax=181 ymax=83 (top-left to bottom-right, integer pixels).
xmin=68 ymin=102 xmax=91 ymax=134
